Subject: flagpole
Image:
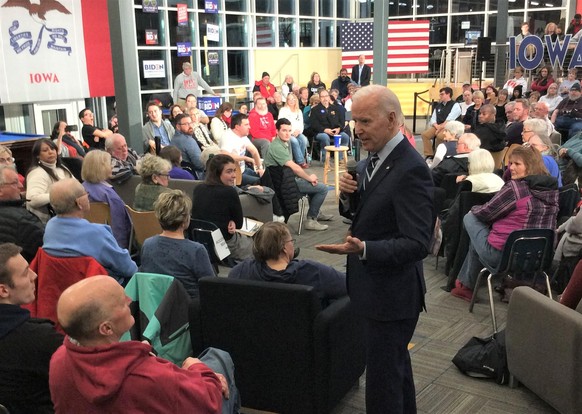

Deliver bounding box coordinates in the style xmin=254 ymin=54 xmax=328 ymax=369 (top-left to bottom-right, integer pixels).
xmin=372 ymin=1 xmax=389 ymax=86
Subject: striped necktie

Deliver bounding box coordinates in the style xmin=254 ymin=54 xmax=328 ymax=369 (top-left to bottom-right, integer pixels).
xmin=363 ymin=153 xmax=379 ymax=190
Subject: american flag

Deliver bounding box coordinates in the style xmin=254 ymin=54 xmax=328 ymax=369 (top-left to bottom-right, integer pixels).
xmin=341 ymin=20 xmax=430 ymax=75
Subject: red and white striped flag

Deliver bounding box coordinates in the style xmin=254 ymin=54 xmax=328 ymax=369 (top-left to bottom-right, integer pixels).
xmin=341 ymin=20 xmax=430 ymax=75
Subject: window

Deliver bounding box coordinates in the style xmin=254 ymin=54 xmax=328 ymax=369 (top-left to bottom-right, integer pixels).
xmin=256 ymin=0 xmax=275 ymax=14
xmin=198 ymin=13 xmax=223 ymax=47
xmin=199 ymin=50 xmax=224 ymax=87
xmin=279 ymin=17 xmax=297 ymax=47
xmin=300 ymin=19 xmax=315 ymax=47
xmin=135 ymin=9 xmax=167 ymax=46
xmin=279 ymin=0 xmax=295 ymax=15
xmin=139 ymin=50 xmax=169 ymax=90
xmin=300 ymin=0 xmax=314 ymax=16
xmin=319 ymin=20 xmax=334 ymax=47
xmin=226 ymin=15 xmax=249 ymax=47
xmin=256 ymin=16 xmax=275 ymax=47
xmin=319 ymin=0 xmax=333 ymax=17
xmin=227 ymin=50 xmax=249 ymax=85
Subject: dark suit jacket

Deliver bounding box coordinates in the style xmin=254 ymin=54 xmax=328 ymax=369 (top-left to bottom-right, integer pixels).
xmin=341 ymin=136 xmax=434 ymax=321
xmin=351 ymin=64 xmax=371 ymax=86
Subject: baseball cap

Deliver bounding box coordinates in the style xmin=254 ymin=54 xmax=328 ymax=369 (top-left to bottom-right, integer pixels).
xmin=571 ymin=83 xmax=581 ymax=92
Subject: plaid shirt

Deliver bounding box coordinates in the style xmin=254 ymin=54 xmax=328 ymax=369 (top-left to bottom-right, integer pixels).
xmin=472 ymin=177 xmax=558 ymax=250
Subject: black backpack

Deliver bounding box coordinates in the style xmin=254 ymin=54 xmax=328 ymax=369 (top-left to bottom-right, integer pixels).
xmin=452 ymin=330 xmax=509 ymax=385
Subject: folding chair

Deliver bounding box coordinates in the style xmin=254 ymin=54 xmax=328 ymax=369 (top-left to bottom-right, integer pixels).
xmin=85 ymin=202 xmax=111 ymax=224
xmin=125 ymin=205 xmax=162 ymax=254
xmin=469 ymin=228 xmax=555 ymax=332
xmin=188 ymin=219 xmax=233 ymax=273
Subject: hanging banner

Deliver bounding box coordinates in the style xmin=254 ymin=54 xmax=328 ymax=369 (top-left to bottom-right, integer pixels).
xmin=205 ymin=0 xmax=218 ymax=14
xmin=207 ymin=23 xmax=219 ymax=42
xmin=146 ymin=29 xmax=159 ymax=45
xmin=143 ymin=0 xmax=158 ymax=13
xmin=177 ymin=3 xmax=188 ymax=26
xmin=0 ymin=0 xmax=114 ymax=104
xmin=143 ymin=60 xmax=165 ymax=78
xmin=177 ymin=42 xmax=192 ymax=57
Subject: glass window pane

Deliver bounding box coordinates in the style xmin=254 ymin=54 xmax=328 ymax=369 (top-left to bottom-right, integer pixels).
xmin=279 ymin=0 xmax=295 ymax=15
xmin=139 ymin=50 xmax=169 ymax=90
xmin=167 ymin=0 xmax=193 ymax=6
xmin=508 ymin=13 xmax=526 ymax=37
xmin=508 ymin=0 xmax=526 ymax=11
xmin=200 ymin=50 xmax=224 ymax=87
xmin=226 ymin=15 xmax=248 ymax=47
xmin=135 ymin=10 xmax=166 ymax=46
xmin=451 ymin=0 xmax=485 ymax=13
xmin=225 ymin=0 xmax=248 ymax=12
xmin=279 ymin=17 xmax=297 ymax=47
xmin=529 ymin=10 xmax=566 ymax=36
xmin=417 ymin=0 xmax=448 ymax=15
xmin=169 ymin=9 xmax=195 ymax=45
xmin=256 ymin=16 xmax=275 ymax=47
xmin=337 ymin=0 xmax=349 ymax=18
xmin=451 ymin=15 xmax=485 ymax=44
xmin=198 ymin=13 xmax=223 ymax=47
xmin=300 ymin=19 xmax=315 ymax=47
xmin=429 ymin=16 xmax=449 ymax=44
xmin=389 ymin=0 xmax=412 ymax=17
xmin=319 ymin=20 xmax=334 ymax=47
xmin=427 ymin=47 xmax=446 ymax=78
xmin=319 ymin=0 xmax=333 ymax=18
xmin=256 ymin=0 xmax=275 ymax=14
xmin=358 ymin=0 xmax=372 ymax=18
xmin=300 ymin=0 xmax=314 ymax=16
xmin=227 ymin=50 xmax=249 ymax=85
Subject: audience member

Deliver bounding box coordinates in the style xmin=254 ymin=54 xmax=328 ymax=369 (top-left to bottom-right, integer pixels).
xmin=159 ymin=145 xmax=195 ymax=180
xmin=527 ymin=134 xmax=563 ymax=186
xmin=506 ymin=99 xmax=530 ymax=146
xmin=474 ymin=104 xmax=507 ymax=152
xmin=560 ymin=260 xmax=582 ymax=309
xmin=134 ymin=154 xmax=173 ymax=211
xmin=459 ymin=89 xmax=474 ymax=117
xmin=456 ymin=149 xmax=505 ymax=193
xmin=484 ymin=85 xmax=498 ymax=105
xmin=26 ymin=138 xmax=73 ymax=223
xmin=515 ymin=22 xmax=531 ymax=43
xmin=50 ymin=276 xmax=238 ymax=414
xmin=559 ymin=68 xmax=580 ymax=98
xmin=142 ymin=101 xmax=175 ymax=154
xmin=432 ymin=133 xmax=481 ymax=186
xmin=105 ymin=133 xmax=140 ymax=184
xmin=538 ymin=83 xmax=562 ymax=114
xmin=430 ymin=120 xmax=465 ymax=170
xmin=253 ymin=71 xmax=276 ymax=104
xmin=50 ymin=121 xmax=85 ymax=158
xmin=220 ymin=113 xmax=263 ymax=186
xmin=551 ymin=83 xmax=582 ymax=140
xmin=558 ymin=132 xmax=582 ymax=185
xmin=140 ymin=190 xmax=215 ymax=298
xmin=351 ymin=54 xmax=371 ymax=87
xmin=0 ymin=165 xmax=44 ymax=263
xmin=43 ymin=179 xmax=137 ymax=283
xmin=310 ymin=89 xmax=350 ymax=162
xmin=421 ymin=87 xmax=461 ymax=158
xmin=238 ymin=104 xmax=249 ymax=115
xmin=532 ymin=101 xmax=557 ymax=137
xmin=528 ymin=91 xmax=541 ymax=105
xmin=496 ymin=89 xmax=510 ymax=123
xmin=79 ymin=108 xmax=113 ymax=151
xmin=0 ymin=243 xmax=63 ymax=414
xmin=463 ymin=90 xmax=484 ymax=131
xmin=298 ymin=87 xmax=309 ymax=110
xmin=511 ymin=85 xmax=524 ymax=101
xmin=264 ymin=118 xmax=333 ymax=231
xmin=531 ymin=65 xmax=555 ymax=96
xmin=172 ymin=114 xmax=205 ymax=177
xmin=210 ymin=102 xmax=233 ymax=146
xmin=502 ymin=66 xmax=528 ymax=96
xmin=281 ymin=74 xmax=297 ymax=102
xmin=504 ymin=101 xmax=516 ymax=125
xmin=82 ymin=150 xmax=132 ymax=249
xmin=566 ymin=13 xmax=582 ymax=35
xmin=330 ymin=68 xmax=352 ymax=101
xmin=248 ymin=97 xmax=276 ymax=157
xmin=229 ymin=222 xmax=347 ymax=306
xmin=451 ymin=146 xmax=558 ymax=301
xmin=168 ymin=104 xmax=184 ymax=127
xmin=0 ymin=145 xmax=24 ymax=186
xmin=307 ymin=72 xmax=326 ymax=99
xmin=108 ymin=115 xmax=119 ymax=134
xmin=277 ymin=93 xmax=309 ymax=167
xmin=455 ymin=83 xmax=472 ymax=102
xmin=192 ymin=154 xmax=253 ymax=260
xmin=172 ymin=62 xmax=217 ymax=105
xmin=184 ymin=94 xmax=210 ymax=124
xmin=268 ymin=91 xmax=285 ymax=119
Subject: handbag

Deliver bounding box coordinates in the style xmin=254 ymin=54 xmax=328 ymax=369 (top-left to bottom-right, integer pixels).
xmin=452 ymin=330 xmax=509 ymax=385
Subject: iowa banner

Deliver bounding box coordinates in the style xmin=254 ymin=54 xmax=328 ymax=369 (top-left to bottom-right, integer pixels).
xmin=0 ymin=0 xmax=114 ymax=104
xmin=341 ymin=20 xmax=430 ymax=75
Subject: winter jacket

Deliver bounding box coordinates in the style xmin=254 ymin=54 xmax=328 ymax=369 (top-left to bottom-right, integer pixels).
xmin=474 ymin=122 xmax=507 ymax=152
xmin=260 ymin=166 xmax=300 ymax=218
xmin=0 ymin=199 xmax=44 ymax=262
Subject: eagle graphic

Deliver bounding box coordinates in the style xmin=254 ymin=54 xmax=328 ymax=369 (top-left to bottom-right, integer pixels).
xmin=1 ymin=0 xmax=71 ymax=22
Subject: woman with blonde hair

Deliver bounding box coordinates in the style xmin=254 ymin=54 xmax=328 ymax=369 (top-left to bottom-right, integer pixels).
xmin=133 ymin=154 xmax=172 ymax=211
xmin=462 ymin=90 xmax=484 ymax=132
xmin=278 ymin=93 xmax=310 ymax=167
xmin=81 ymin=150 xmax=132 ymax=248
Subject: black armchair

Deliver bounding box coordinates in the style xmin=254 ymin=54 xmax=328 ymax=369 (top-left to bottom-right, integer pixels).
xmin=190 ymin=277 xmax=366 ymax=414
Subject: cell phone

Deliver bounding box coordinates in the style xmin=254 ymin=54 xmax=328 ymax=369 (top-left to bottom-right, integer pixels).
xmin=65 ymin=125 xmax=78 ymax=132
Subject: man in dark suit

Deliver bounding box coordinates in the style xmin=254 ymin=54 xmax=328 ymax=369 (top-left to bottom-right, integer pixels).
xmin=351 ymin=54 xmax=371 ymax=87
xmin=317 ymin=85 xmax=433 ymax=414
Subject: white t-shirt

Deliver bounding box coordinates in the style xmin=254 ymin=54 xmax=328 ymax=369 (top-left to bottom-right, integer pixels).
xmin=220 ymin=129 xmax=251 ymax=172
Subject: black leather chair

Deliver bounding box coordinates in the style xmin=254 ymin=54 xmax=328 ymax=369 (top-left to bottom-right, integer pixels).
xmin=190 ymin=277 xmax=366 ymax=414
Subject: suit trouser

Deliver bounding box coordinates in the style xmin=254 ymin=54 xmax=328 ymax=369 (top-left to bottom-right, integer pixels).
xmin=420 ymin=127 xmax=447 ymax=157
xmin=364 ymin=316 xmax=419 ymax=414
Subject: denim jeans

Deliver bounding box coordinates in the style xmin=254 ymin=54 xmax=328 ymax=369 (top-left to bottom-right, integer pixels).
xmin=295 ymin=177 xmax=328 ymax=218
xmin=241 ymin=168 xmax=260 ymax=185
xmin=458 ymin=212 xmax=503 ymax=289
xmin=290 ymin=133 xmax=309 ymax=164
xmin=315 ymin=132 xmax=350 ymax=162
xmin=554 ymin=116 xmax=582 ymax=140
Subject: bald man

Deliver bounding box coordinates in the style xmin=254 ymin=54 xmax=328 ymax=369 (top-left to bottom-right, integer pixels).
xmin=50 ymin=276 xmax=239 ymax=414
xmin=105 ymin=133 xmax=141 ymax=183
xmin=0 ymin=243 xmax=63 ymax=413
xmin=42 ymin=179 xmax=137 ymax=283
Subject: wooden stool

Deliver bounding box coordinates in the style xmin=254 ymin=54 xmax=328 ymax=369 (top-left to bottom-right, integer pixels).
xmin=323 ymin=145 xmax=349 ymax=202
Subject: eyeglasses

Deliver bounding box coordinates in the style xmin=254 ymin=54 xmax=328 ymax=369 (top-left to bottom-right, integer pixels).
xmin=521 ymin=129 xmax=533 ymax=135
xmin=0 ymin=180 xmax=19 ymax=187
xmin=156 ymin=173 xmax=170 ymax=178
xmin=285 ymin=239 xmax=296 ymax=245
xmin=179 ymin=122 xmax=195 ymax=126
xmin=0 ymin=157 xmax=15 ymax=164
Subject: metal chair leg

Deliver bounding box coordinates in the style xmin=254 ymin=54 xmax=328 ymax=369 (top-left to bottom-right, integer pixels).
xmin=487 ymin=274 xmax=498 ymax=333
xmin=297 ymin=197 xmax=307 ymax=235
xmin=469 ymin=268 xmax=487 ymax=313
xmin=543 ymin=272 xmax=552 ymax=300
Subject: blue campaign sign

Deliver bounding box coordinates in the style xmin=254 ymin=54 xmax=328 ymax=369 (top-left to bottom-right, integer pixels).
xmin=197 ymin=96 xmax=222 ymax=116
xmin=177 ymin=42 xmax=191 ymax=57
xmin=205 ymin=0 xmax=218 ymax=13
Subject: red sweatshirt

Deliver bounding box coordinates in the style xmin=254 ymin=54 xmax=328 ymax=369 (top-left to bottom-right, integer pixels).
xmin=248 ymin=109 xmax=276 ymax=141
